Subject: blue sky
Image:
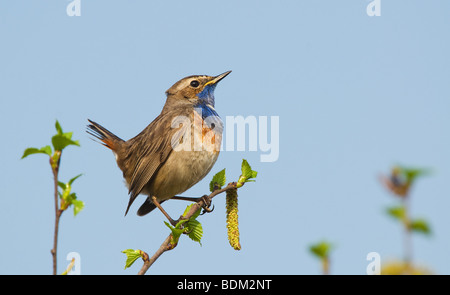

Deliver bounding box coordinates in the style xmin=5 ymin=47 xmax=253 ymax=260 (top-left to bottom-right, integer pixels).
xmin=1 ymin=1 xmax=449 ymax=275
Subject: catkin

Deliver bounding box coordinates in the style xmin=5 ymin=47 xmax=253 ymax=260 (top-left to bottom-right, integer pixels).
xmin=226 ymin=188 xmax=241 ymax=250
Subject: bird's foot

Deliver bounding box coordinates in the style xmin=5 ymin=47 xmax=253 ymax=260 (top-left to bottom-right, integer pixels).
xmin=171 ymin=195 xmax=214 ymax=214
xmin=199 ymin=195 xmax=214 ymax=215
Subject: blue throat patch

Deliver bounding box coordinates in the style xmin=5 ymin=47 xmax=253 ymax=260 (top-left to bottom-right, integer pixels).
xmin=196 ymin=84 xmax=217 ymax=106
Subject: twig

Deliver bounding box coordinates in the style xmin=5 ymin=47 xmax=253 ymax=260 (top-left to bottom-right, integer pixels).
xmin=402 ymin=193 xmax=413 ymax=269
xmin=137 ymin=236 xmax=171 ymax=275
xmin=322 ymin=256 xmax=330 ymax=275
xmin=137 ymin=182 xmax=238 ymax=275
xmin=50 ymin=153 xmax=61 ymax=275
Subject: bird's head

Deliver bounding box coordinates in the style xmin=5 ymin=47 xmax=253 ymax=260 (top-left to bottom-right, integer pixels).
xmin=165 ymin=71 xmax=231 ymax=107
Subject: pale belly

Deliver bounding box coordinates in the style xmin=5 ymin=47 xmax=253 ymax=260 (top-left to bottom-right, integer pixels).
xmin=145 ymin=149 xmax=220 ymax=200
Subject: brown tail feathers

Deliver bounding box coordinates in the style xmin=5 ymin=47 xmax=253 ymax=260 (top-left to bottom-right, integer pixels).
xmin=86 ymin=119 xmax=124 ymax=150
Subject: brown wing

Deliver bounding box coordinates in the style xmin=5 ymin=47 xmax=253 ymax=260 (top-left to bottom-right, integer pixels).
xmin=123 ymin=108 xmax=189 ymax=215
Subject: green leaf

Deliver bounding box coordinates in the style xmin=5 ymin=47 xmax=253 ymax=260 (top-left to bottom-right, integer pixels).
xmin=164 ymin=221 xmax=186 ymax=245
xmin=68 ymin=174 xmax=83 ymax=186
xmin=237 ymin=159 xmax=258 ymax=188
xmin=396 ymin=166 xmax=432 ymax=185
xmin=71 ymin=199 xmax=84 ymax=216
xmin=64 ymin=131 xmax=74 ymax=139
xmin=186 ymin=219 xmax=203 ymax=245
xmin=58 ymin=174 xmax=84 ymax=215
xmin=241 ymin=159 xmax=252 ymax=178
xmin=57 ymin=181 xmax=67 ymax=191
xmin=55 ymin=120 xmax=63 ymax=135
xmin=180 ymin=204 xmax=203 ymax=245
xmin=59 ymin=174 xmax=82 ymax=193
xmin=309 ymin=241 xmax=333 ymax=259
xmin=410 ymin=219 xmax=431 ymax=235
xmin=386 ymin=206 xmax=406 ymax=221
xmin=121 ymin=249 xmax=144 ymax=269
xmin=41 ymin=145 xmax=53 ymax=156
xmin=53 ymin=120 xmax=80 ymax=150
xmin=21 ymin=146 xmax=52 ymax=159
xmin=52 ymin=134 xmax=80 ymax=151
xmin=209 ymin=169 xmax=226 ymax=192
xmin=164 ymin=205 xmax=204 ymax=246
xmin=59 ymin=182 xmax=73 ymax=202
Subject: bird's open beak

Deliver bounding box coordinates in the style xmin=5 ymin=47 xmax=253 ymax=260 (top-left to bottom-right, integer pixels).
xmin=204 ymin=70 xmax=232 ymax=87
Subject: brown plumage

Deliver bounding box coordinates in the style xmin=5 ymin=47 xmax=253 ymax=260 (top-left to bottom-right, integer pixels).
xmin=87 ymin=71 xmax=231 ymax=216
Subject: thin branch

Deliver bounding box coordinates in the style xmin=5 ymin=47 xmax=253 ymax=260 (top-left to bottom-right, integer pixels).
xmin=322 ymin=257 xmax=330 ymax=275
xmin=137 ymin=182 xmax=238 ymax=275
xmin=137 ymin=236 xmax=171 ymax=275
xmin=50 ymin=153 xmax=61 ymax=275
xmin=402 ymin=193 xmax=413 ymax=268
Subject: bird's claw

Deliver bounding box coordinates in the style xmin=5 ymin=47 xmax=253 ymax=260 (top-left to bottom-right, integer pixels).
xmin=201 ymin=204 xmax=215 ymax=215
xmin=199 ymin=195 xmax=214 ymax=215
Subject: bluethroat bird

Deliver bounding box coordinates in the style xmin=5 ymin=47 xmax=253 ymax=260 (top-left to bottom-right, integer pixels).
xmin=87 ymin=71 xmax=231 ymax=224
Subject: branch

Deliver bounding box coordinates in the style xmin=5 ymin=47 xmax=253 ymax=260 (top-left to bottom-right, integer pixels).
xmin=50 ymin=153 xmax=61 ymax=275
xmin=137 ymin=236 xmax=170 ymax=275
xmin=137 ymin=182 xmax=238 ymax=275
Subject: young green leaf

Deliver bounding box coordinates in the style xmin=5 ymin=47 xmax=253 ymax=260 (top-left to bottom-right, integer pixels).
xmin=404 ymin=168 xmax=431 ymax=184
xmin=68 ymin=174 xmax=83 ymax=186
xmin=121 ymin=249 xmax=144 ymax=269
xmin=164 ymin=221 xmax=187 ymax=246
xmin=58 ymin=175 xmax=84 ymax=215
xmin=58 ymin=181 xmax=67 ymax=191
xmin=309 ymin=241 xmax=333 ymax=259
xmin=181 ymin=204 xmax=203 ymax=245
xmin=395 ymin=166 xmax=432 ymax=185
xmin=186 ymin=219 xmax=203 ymax=245
xmin=55 ymin=120 xmax=76 ymax=141
xmin=241 ymin=159 xmax=253 ymax=178
xmin=386 ymin=206 xmax=406 ymax=221
xmin=237 ymin=159 xmax=258 ymax=188
xmin=209 ymin=169 xmax=226 ymax=192
xmin=52 ymin=134 xmax=80 ymax=151
xmin=55 ymin=120 xmax=64 ymax=135
xmin=52 ymin=120 xmax=80 ymax=151
xmin=410 ymin=219 xmax=431 ymax=235
xmin=51 ymin=120 xmax=80 ymax=151
xmin=71 ymin=199 xmax=85 ymax=216
xmin=21 ymin=146 xmax=52 ymax=159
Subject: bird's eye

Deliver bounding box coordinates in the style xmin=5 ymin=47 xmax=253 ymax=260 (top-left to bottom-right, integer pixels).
xmin=190 ymin=80 xmax=200 ymax=88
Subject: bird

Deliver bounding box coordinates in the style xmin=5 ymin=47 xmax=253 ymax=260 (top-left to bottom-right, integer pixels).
xmin=87 ymin=71 xmax=231 ymax=223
